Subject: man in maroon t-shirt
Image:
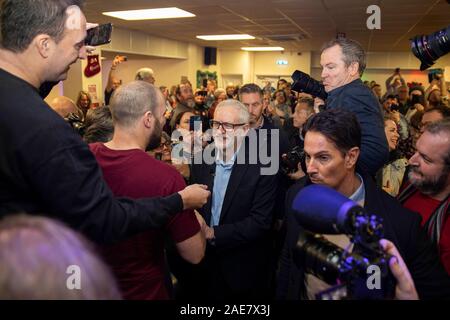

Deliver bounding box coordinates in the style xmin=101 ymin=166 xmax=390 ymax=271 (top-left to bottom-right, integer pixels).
xmin=399 ymin=119 xmax=450 ymax=275
xmin=90 ymin=81 xmax=206 ymax=299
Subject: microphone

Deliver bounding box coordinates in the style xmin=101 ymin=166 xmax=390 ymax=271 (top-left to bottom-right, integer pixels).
xmin=292 ymin=184 xmax=363 ymax=234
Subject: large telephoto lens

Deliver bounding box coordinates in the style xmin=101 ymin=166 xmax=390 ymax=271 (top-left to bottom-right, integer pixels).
xmin=293 ymin=231 xmax=343 ymax=284
xmin=411 ymin=25 xmax=450 ymax=71
xmin=291 ymin=70 xmax=328 ymax=100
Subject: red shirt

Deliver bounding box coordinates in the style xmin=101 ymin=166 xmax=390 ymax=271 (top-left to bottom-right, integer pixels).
xmin=403 ymin=191 xmax=450 ymax=275
xmin=89 ymin=143 xmax=200 ymax=299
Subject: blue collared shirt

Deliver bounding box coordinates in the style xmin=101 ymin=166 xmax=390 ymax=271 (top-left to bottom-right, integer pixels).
xmin=211 ymin=154 xmax=236 ymax=227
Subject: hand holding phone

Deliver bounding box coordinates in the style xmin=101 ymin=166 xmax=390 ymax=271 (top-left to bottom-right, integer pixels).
xmin=85 ymin=23 xmax=113 ymax=47
xmin=112 ymin=55 xmax=127 ymax=68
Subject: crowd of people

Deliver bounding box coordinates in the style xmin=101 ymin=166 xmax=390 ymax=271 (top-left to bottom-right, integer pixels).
xmin=1 ymin=0 xmax=450 ymax=300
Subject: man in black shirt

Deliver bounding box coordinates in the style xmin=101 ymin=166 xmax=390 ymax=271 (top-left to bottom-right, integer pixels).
xmin=0 ymin=0 xmax=210 ymax=244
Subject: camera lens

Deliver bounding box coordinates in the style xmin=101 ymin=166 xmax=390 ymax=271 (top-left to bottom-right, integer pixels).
xmin=411 ymin=25 xmax=450 ymax=70
xmin=291 ymin=70 xmax=328 ymax=100
xmin=294 ymin=231 xmax=343 ymax=284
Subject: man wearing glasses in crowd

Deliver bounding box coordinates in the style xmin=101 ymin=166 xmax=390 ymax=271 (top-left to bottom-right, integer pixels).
xmin=168 ymin=100 xmax=278 ymax=300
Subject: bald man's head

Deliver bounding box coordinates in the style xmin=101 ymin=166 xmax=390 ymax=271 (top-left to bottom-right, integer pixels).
xmin=50 ymin=96 xmax=79 ymax=118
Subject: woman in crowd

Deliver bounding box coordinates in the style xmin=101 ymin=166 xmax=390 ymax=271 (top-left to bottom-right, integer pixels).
xmin=76 ymin=90 xmax=92 ymax=120
xmin=378 ymin=116 xmax=408 ymax=196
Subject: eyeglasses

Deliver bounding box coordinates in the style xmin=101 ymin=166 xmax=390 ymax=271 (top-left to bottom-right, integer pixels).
xmin=159 ymin=140 xmax=171 ymax=149
xmin=209 ymin=120 xmax=246 ymax=131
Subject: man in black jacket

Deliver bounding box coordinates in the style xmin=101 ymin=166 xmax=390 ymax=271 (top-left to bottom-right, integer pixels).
xmin=169 ymin=100 xmax=278 ymax=300
xmin=0 ymin=0 xmax=210 ymax=244
xmin=320 ymin=38 xmax=389 ymax=176
xmin=277 ymin=109 xmax=450 ymax=300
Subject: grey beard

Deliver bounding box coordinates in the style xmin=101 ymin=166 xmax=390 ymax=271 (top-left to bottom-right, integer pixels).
xmin=184 ymin=100 xmax=196 ymax=108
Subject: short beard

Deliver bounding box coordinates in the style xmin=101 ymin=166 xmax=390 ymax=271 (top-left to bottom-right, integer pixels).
xmin=408 ymin=166 xmax=450 ymax=196
xmin=147 ymin=118 xmax=162 ymax=151
xmin=184 ymin=99 xmax=196 ymax=108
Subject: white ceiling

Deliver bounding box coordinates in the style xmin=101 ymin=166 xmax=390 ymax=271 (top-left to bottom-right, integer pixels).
xmin=7 ymin=0 xmax=450 ymax=51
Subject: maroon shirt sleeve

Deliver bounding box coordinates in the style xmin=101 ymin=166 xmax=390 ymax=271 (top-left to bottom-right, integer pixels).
xmin=163 ymin=170 xmax=200 ymax=243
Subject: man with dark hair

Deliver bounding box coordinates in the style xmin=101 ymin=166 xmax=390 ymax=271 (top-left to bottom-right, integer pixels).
xmin=372 ymin=83 xmax=383 ymax=104
xmin=284 ymin=98 xmax=315 ymax=150
xmin=170 ymin=83 xmax=196 ymax=129
xmin=278 ymin=108 xmax=450 ymax=300
xmin=398 ymin=119 xmax=450 ymax=274
xmin=0 ymin=0 xmax=209 ymax=244
xmin=320 ymin=38 xmax=389 ymax=176
xmin=83 ymin=106 xmax=114 ymax=144
xmin=420 ymin=106 xmax=450 ymax=134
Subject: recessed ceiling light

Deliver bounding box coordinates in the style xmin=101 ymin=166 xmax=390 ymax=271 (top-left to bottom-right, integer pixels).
xmin=196 ymin=34 xmax=255 ymax=41
xmin=102 ymin=7 xmax=195 ymax=21
xmin=241 ymin=47 xmax=285 ymax=51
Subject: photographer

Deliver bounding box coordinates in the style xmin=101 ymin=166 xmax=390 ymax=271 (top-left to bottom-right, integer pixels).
xmin=282 ymin=98 xmax=315 ymax=181
xmin=277 ymin=108 xmax=450 ymax=300
xmin=320 ymin=38 xmax=389 ymax=176
xmin=0 ymin=0 xmax=210 ymax=244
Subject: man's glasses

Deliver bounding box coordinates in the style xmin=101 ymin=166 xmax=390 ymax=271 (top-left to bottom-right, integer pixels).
xmin=209 ymin=120 xmax=246 ymax=131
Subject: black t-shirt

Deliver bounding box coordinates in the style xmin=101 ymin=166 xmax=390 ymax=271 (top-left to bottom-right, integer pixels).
xmin=104 ymin=88 xmax=114 ymax=106
xmin=0 ymin=68 xmax=182 ymax=244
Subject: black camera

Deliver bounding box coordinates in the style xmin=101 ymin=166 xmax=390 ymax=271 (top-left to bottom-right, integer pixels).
xmin=291 ymin=70 xmax=328 ymax=101
xmin=410 ymin=94 xmax=425 ymax=106
xmin=294 ymin=231 xmax=393 ymax=300
xmin=281 ymin=146 xmax=306 ymax=174
xmin=390 ymin=103 xmax=400 ymax=112
xmin=195 ymin=90 xmax=208 ymax=97
xmin=292 ymin=185 xmax=395 ymax=300
xmin=411 ymin=25 xmax=450 ymax=71
xmin=64 ymin=113 xmax=85 ymax=137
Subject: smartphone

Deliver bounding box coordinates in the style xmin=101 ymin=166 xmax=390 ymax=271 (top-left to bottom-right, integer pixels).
xmin=155 ymin=152 xmax=162 ymax=161
xmin=85 ymin=23 xmax=113 ymax=46
xmin=189 ymin=115 xmax=202 ymax=131
xmin=428 ymin=69 xmax=443 ymax=83
xmin=411 ymin=94 xmax=425 ymax=106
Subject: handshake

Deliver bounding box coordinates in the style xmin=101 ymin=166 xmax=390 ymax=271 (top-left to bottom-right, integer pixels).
xmin=178 ymin=185 xmax=215 ymax=241
xmin=178 ymin=184 xmax=210 ymax=210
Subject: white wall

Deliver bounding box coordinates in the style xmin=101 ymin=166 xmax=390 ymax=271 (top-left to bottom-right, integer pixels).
xmin=101 ymin=43 xmax=219 ymax=91
xmin=57 ymin=26 xmax=450 ymax=104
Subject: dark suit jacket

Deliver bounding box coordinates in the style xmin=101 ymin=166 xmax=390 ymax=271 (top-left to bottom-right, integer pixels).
xmin=189 ymin=139 xmax=279 ymax=298
xmin=277 ymin=172 xmax=450 ymax=300
xmin=326 ymin=79 xmax=389 ymax=176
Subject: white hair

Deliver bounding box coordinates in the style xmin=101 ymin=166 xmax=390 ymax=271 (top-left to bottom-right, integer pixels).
xmin=135 ymin=68 xmax=154 ymax=81
xmin=215 ymin=99 xmax=250 ymax=124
